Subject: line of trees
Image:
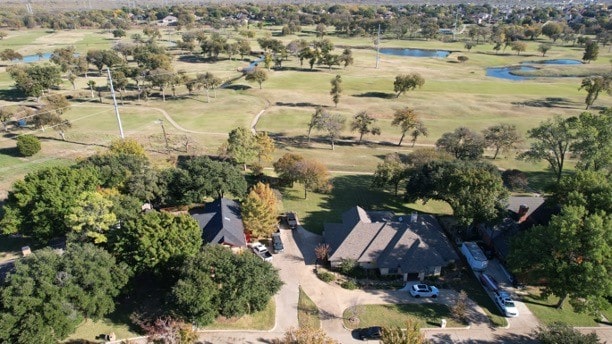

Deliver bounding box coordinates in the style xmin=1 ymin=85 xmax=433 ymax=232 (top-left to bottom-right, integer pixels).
xmin=0 ymin=138 xmax=283 ymax=342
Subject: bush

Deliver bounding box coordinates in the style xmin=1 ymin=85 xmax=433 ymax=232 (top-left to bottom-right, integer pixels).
xmin=341 ymin=280 xmax=358 ymax=290
xmin=16 ymin=134 xmax=41 ymax=156
xmin=338 ymin=258 xmax=366 ymax=279
xmin=317 ymin=271 xmax=335 ymax=282
xmin=502 ymin=169 xmax=529 ymax=191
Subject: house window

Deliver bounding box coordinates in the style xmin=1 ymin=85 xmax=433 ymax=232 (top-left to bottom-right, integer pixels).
xmin=388 ymin=268 xmax=399 ymax=274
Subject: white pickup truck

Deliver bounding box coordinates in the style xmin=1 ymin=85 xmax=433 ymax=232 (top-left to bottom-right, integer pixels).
xmin=251 ymin=242 xmax=273 ymax=262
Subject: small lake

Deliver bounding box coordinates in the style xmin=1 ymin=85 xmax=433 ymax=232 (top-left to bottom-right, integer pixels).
xmin=14 ymin=52 xmax=52 ymax=63
xmin=486 ymin=66 xmax=537 ymax=81
xmin=380 ymin=48 xmax=451 ymax=58
xmin=520 ymin=59 xmax=582 ymax=65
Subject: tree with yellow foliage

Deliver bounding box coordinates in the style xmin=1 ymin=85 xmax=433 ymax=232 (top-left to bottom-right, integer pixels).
xmin=242 ymin=182 xmax=279 ymax=238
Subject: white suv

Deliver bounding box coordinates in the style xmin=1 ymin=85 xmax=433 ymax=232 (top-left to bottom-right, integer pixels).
xmin=409 ymin=284 xmax=439 ymax=298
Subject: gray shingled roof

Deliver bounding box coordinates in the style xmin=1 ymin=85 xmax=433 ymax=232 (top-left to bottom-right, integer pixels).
xmin=189 ymin=198 xmax=246 ymax=247
xmin=323 ymin=207 xmax=458 ymax=273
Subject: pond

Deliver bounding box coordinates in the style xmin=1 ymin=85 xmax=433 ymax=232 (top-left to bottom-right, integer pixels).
xmin=520 ymin=59 xmax=582 ymax=65
xmin=486 ymin=66 xmax=537 ymax=81
xmin=379 ymin=48 xmax=451 ymax=58
xmin=17 ymin=52 xmax=53 ymax=63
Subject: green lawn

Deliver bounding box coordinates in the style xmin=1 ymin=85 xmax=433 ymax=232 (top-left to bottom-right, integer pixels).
xmin=342 ymin=303 xmax=465 ymax=329
xmin=66 ymin=318 xmax=141 ymax=343
xmin=521 ymin=289 xmax=608 ymax=326
xmin=298 ymin=287 xmax=321 ymax=329
xmin=280 ymin=173 xmax=452 ymax=234
xmin=202 ymin=299 xmax=276 ymax=330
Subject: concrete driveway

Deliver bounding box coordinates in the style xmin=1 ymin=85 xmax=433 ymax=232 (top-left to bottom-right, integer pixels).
xmin=196 ymin=225 xmax=610 ymax=344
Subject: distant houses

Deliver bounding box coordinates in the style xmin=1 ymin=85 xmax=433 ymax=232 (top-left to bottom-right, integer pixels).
xmin=323 ymin=206 xmax=458 ymax=281
xmin=158 ymin=15 xmax=178 ymax=26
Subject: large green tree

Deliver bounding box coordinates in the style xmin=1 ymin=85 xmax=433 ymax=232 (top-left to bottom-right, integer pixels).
xmin=551 ymin=170 xmax=612 ymax=215
xmin=171 ymin=245 xmax=282 ymax=322
xmin=519 ymin=116 xmax=578 ymax=182
xmin=7 ymin=64 xmax=62 ymax=98
xmin=571 ymin=109 xmax=612 ymax=171
xmin=245 ymin=67 xmax=267 ymax=89
xmin=0 ymin=166 xmax=100 ymax=242
xmin=78 ymin=152 xmax=150 ymax=189
xmin=110 ymin=211 xmax=202 ymax=274
xmin=273 ymin=153 xmax=305 ymax=186
xmin=393 ymin=73 xmax=424 ymax=98
xmin=372 ymin=153 xmax=407 ymax=196
xmin=482 ymin=123 xmax=522 ymax=159
xmin=508 ymin=206 xmax=611 ymax=312
xmin=226 ymin=127 xmax=257 ymax=169
xmin=579 ymin=76 xmax=610 ymax=110
xmin=391 ymin=107 xmax=419 ymax=146
xmin=167 ymin=156 xmax=247 ymax=203
xmin=0 ymin=244 xmax=130 ymax=344
xmin=350 ymin=111 xmax=381 ymax=144
xmin=318 ymin=112 xmax=345 ymax=150
xmin=436 ymin=127 xmax=486 ymax=160
xmin=405 ymin=160 xmax=508 ymax=226
xmin=582 ymin=40 xmax=599 ymax=63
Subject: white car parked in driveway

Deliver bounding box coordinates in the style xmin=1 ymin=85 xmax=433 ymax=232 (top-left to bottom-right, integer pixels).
xmin=409 ymin=284 xmax=439 ymax=298
xmin=494 ymin=291 xmax=519 ymax=317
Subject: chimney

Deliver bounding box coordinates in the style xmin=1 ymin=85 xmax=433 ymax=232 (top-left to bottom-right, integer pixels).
xmin=518 ymin=204 xmax=529 ymax=217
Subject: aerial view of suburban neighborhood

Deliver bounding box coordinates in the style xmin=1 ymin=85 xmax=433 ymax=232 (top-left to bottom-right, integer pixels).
xmin=0 ymin=0 xmax=610 ymax=343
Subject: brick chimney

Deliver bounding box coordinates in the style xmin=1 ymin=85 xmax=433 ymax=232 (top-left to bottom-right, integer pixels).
xmin=518 ymin=204 xmax=529 ymax=217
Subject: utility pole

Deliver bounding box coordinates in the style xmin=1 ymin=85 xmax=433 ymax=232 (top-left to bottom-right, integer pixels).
xmin=375 ymin=23 xmax=381 ymax=69
xmin=106 ymin=68 xmax=125 ymax=139
xmin=156 ymin=119 xmax=170 ymax=154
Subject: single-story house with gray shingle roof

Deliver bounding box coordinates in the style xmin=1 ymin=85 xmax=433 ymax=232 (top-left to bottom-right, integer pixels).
xmin=189 ymin=198 xmax=246 ymax=249
xmin=323 ymin=206 xmax=458 ymax=281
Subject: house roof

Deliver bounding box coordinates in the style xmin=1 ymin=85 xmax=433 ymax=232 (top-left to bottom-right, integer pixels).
xmin=506 ymin=196 xmax=545 ymax=219
xmin=189 ymin=198 xmax=246 ymax=247
xmin=323 ymin=207 xmax=458 ymax=273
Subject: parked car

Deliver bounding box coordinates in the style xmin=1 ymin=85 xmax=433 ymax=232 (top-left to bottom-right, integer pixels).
xmin=479 ymin=273 xmax=500 ymax=292
xmin=356 ymin=326 xmax=381 ymax=340
xmin=251 ymin=242 xmax=273 ymax=262
xmin=272 ymin=232 xmax=284 ymax=253
xmin=286 ymin=211 xmax=298 ymax=229
xmin=409 ymin=284 xmax=439 ymax=298
xmin=494 ymin=291 xmax=519 ymax=317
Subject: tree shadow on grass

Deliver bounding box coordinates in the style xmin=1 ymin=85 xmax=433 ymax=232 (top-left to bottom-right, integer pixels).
xmin=224 ymin=84 xmax=252 ymax=91
xmin=0 ymin=146 xmax=20 ymax=158
xmin=0 ymin=89 xmax=27 ymax=102
xmin=512 ymin=97 xmax=576 ymax=109
xmin=353 ymin=91 xmax=395 ymax=99
xmin=521 ymin=171 xmax=555 ymax=193
xmin=275 ymin=101 xmax=328 ymax=108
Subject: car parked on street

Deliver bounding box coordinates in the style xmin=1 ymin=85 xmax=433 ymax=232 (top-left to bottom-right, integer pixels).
xmin=494 ymin=291 xmax=519 ymax=317
xmin=250 ymin=242 xmax=273 ymax=262
xmin=409 ymin=284 xmax=439 ymax=298
xmin=356 ymin=326 xmax=381 ymax=340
